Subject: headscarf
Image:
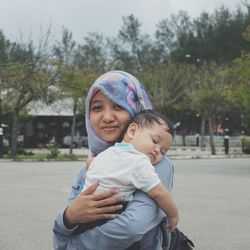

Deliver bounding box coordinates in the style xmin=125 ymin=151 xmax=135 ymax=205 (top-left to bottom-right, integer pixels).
xmin=85 ymin=70 xmax=152 ymax=155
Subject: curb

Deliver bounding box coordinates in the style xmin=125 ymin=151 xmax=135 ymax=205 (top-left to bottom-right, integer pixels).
xmin=169 ymin=154 xmax=250 ymax=160
xmin=1 ymin=154 xmax=250 ymax=162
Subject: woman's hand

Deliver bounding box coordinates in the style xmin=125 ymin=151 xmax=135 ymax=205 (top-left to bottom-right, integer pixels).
xmin=64 ymin=180 xmax=124 ymax=228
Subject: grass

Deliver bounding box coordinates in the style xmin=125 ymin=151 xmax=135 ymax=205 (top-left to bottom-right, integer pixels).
xmin=3 ymin=152 xmax=87 ymax=161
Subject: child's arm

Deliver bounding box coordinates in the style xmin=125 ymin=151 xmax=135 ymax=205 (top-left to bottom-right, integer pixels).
xmin=147 ymin=183 xmax=179 ymax=232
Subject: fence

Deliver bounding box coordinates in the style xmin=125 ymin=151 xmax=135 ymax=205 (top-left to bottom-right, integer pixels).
xmin=172 ymin=135 xmax=242 ymax=147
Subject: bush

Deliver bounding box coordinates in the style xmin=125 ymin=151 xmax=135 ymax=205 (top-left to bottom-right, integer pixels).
xmin=241 ymin=136 xmax=250 ymax=154
xmin=17 ymin=148 xmax=34 ymax=156
xmin=46 ymin=142 xmax=60 ymax=159
xmin=3 ymin=145 xmax=9 ymax=155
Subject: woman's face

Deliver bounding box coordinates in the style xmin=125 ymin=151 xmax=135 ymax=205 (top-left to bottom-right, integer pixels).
xmin=89 ymin=91 xmax=131 ymax=143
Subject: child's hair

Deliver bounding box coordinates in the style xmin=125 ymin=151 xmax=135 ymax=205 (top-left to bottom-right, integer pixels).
xmin=129 ymin=110 xmax=174 ymax=137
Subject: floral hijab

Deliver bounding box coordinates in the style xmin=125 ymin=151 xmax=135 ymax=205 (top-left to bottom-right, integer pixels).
xmin=85 ymin=70 xmax=152 ymax=155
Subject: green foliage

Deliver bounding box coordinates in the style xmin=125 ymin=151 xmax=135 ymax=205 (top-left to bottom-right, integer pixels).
xmin=110 ymin=14 xmax=155 ymax=72
xmin=227 ymin=26 xmax=250 ymax=127
xmin=0 ymin=32 xmax=60 ymax=158
xmin=4 ymin=152 xmax=86 ymax=161
xmin=241 ymin=136 xmax=250 ymax=154
xmin=54 ymin=27 xmax=76 ymax=66
xmin=79 ymin=32 xmax=107 ymax=71
xmin=46 ymin=142 xmax=60 ymax=159
xmin=191 ymin=62 xmax=229 ymax=117
xmin=1 ymin=5 xmax=250 ymax=151
xmin=5 ymin=147 xmax=34 ymax=158
xmin=156 ymin=7 xmax=250 ymax=64
xmin=0 ymin=30 xmax=11 ymax=62
xmin=3 ymin=145 xmax=9 ymax=155
xmin=243 ymin=25 xmax=250 ymax=42
xmin=140 ymin=63 xmax=195 ymax=116
xmin=54 ymin=28 xmax=99 ymax=108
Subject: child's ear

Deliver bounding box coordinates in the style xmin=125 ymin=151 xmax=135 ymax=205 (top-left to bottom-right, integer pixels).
xmin=127 ymin=123 xmax=138 ymax=138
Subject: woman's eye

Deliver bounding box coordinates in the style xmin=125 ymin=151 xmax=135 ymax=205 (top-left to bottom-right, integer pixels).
xmin=114 ymin=104 xmax=123 ymax=111
xmin=152 ymin=138 xmax=157 ymax=144
xmin=91 ymin=105 xmax=102 ymax=111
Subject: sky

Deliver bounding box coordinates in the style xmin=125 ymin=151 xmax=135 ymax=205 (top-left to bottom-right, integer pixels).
xmin=0 ymin=0 xmax=246 ymax=43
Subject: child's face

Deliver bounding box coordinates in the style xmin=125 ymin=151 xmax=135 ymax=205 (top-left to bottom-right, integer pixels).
xmin=129 ymin=122 xmax=173 ymax=165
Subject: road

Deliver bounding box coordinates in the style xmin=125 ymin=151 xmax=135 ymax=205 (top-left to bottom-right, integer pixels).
xmin=0 ymin=158 xmax=249 ymax=250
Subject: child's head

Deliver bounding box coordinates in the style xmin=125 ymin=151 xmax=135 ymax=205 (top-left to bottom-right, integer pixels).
xmin=123 ymin=110 xmax=174 ymax=165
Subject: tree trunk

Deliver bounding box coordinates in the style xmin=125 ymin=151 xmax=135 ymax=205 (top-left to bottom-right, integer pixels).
xmin=208 ymin=116 xmax=216 ymax=155
xmin=200 ymin=117 xmax=206 ymax=149
xmin=182 ymin=129 xmax=186 ymax=146
xmin=69 ymin=99 xmax=77 ymax=155
xmin=11 ymin=110 xmax=19 ymax=159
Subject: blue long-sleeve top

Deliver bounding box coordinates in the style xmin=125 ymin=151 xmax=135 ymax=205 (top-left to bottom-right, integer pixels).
xmin=53 ymin=155 xmax=174 ymax=250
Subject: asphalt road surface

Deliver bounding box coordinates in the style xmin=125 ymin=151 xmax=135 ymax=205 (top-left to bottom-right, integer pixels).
xmin=0 ymin=158 xmax=249 ymax=250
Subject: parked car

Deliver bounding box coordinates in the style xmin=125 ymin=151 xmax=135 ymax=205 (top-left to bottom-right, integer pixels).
xmin=63 ymin=135 xmax=88 ymax=148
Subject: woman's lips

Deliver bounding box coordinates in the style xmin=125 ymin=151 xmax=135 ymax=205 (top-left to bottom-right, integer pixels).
xmin=102 ymin=126 xmax=118 ymax=131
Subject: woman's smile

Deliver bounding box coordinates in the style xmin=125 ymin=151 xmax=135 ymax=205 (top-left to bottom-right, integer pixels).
xmin=102 ymin=126 xmax=118 ymax=131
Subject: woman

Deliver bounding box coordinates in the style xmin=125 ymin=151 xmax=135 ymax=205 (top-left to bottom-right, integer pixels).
xmin=53 ymin=71 xmax=174 ymax=250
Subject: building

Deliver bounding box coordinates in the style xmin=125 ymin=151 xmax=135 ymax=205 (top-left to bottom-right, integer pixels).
xmin=21 ymin=99 xmax=86 ymax=148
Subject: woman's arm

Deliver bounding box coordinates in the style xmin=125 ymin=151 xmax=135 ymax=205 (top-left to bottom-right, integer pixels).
xmin=58 ymin=155 xmax=174 ymax=250
xmin=53 ymin=166 xmax=124 ymax=250
xmin=53 ymin=166 xmax=85 ymax=250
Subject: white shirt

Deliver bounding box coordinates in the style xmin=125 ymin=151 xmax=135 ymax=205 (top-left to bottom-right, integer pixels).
xmin=83 ymin=143 xmax=161 ymax=200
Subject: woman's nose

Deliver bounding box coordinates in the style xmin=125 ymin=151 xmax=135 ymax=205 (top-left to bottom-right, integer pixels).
xmin=102 ymin=109 xmax=115 ymax=123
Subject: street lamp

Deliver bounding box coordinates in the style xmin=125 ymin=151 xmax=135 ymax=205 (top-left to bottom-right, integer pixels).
xmin=224 ymin=117 xmax=229 ymax=154
xmin=195 ymin=114 xmax=200 ymax=146
xmin=185 ymin=54 xmax=202 ymax=146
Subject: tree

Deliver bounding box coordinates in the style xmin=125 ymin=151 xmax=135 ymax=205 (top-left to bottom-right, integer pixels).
xmin=190 ymin=62 xmax=230 ymax=154
xmin=0 ymin=30 xmax=11 ymax=63
xmin=140 ymin=63 xmax=193 ymax=114
xmin=54 ymin=28 xmax=79 ymax=154
xmin=0 ymin=35 xmax=60 ymax=158
xmin=59 ymin=67 xmax=96 ymax=154
xmin=139 ymin=63 xmax=196 ymax=146
xmin=228 ymin=25 xmax=250 ymax=133
xmin=156 ymin=7 xmax=250 ymax=65
xmin=77 ymin=32 xmax=107 ymax=72
xmin=155 ymin=11 xmax=195 ymax=63
xmin=54 ymin=29 xmax=100 ymax=154
xmin=54 ymin=27 xmax=76 ymax=67
xmin=109 ymin=14 xmax=156 ymax=73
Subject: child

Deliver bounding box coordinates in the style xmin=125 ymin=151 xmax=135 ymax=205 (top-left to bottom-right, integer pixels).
xmin=78 ymin=110 xmax=178 ymax=234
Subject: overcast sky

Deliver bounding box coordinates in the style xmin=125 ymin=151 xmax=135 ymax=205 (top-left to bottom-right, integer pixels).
xmin=0 ymin=0 xmax=245 ymax=43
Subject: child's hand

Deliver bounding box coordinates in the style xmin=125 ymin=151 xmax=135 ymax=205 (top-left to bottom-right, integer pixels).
xmin=165 ymin=213 xmax=179 ymax=232
xmin=86 ymin=152 xmax=95 ymax=169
